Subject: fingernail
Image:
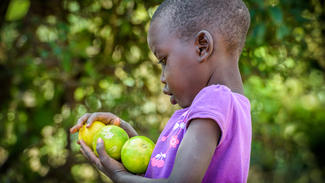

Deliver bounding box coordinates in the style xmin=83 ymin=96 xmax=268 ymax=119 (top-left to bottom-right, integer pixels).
xmin=97 ymin=138 xmax=103 ymax=143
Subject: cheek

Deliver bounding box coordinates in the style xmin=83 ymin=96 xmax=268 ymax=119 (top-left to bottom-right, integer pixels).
xmin=166 ymin=57 xmax=193 ymax=84
xmin=165 ymin=70 xmax=190 ymax=104
xmin=165 ymin=55 xmax=185 ymax=78
xmin=164 ymin=61 xmax=182 ymax=85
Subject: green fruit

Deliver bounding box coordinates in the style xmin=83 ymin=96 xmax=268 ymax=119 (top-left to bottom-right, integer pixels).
xmin=92 ymin=125 xmax=129 ymax=160
xmin=121 ymin=136 xmax=155 ymax=174
xmin=78 ymin=121 xmax=106 ymax=148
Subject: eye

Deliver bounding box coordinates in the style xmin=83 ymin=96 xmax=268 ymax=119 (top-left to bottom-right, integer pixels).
xmin=158 ymin=57 xmax=167 ymax=65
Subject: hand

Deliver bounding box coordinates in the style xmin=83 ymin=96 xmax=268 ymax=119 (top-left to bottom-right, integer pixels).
xmin=70 ymin=112 xmax=120 ymax=133
xmin=79 ymin=138 xmax=127 ymax=182
xmin=70 ymin=112 xmax=138 ymax=137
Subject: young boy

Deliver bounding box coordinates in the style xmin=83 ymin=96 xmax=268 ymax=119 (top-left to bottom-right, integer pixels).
xmin=71 ymin=0 xmax=252 ymax=182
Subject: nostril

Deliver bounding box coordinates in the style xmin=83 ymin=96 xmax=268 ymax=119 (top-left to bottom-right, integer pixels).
xmin=160 ymin=75 xmax=166 ymax=84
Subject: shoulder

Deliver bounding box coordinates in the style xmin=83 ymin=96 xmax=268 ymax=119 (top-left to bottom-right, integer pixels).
xmin=186 ymin=118 xmax=221 ymax=142
xmin=191 ymin=85 xmax=233 ymax=105
xmin=190 ymin=84 xmax=250 ymax=110
xmin=188 ymin=85 xmax=234 ymax=117
xmin=185 ymin=84 xmax=250 ymax=144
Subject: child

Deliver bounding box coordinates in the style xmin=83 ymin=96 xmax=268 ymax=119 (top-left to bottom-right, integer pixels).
xmin=70 ymin=0 xmax=251 ymax=182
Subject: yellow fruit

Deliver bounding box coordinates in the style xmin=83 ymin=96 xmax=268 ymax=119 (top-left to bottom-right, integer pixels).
xmin=78 ymin=121 xmax=106 ymax=148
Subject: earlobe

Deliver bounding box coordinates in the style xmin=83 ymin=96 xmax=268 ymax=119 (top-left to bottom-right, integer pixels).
xmin=195 ymin=30 xmax=214 ymax=63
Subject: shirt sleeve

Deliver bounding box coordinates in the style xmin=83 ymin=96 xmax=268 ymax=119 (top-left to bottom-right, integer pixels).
xmin=184 ymin=86 xmax=233 ymax=146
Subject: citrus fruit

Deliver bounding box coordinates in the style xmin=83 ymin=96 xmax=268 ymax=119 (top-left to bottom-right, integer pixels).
xmin=78 ymin=121 xmax=105 ymax=148
xmin=92 ymin=125 xmax=129 ymax=160
xmin=121 ymin=136 xmax=155 ymax=174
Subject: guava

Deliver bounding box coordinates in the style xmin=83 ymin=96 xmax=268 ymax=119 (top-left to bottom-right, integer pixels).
xmin=121 ymin=136 xmax=155 ymax=174
xmin=92 ymin=125 xmax=129 ymax=160
xmin=78 ymin=121 xmax=105 ymax=148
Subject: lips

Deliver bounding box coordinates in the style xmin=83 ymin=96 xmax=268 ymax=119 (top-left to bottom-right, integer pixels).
xmin=163 ymin=88 xmax=172 ymax=96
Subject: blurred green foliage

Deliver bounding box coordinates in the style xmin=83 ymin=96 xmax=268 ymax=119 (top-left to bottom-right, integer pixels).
xmin=0 ymin=0 xmax=324 ymax=182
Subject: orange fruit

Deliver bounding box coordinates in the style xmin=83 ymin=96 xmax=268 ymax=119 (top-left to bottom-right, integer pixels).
xmin=92 ymin=125 xmax=129 ymax=160
xmin=121 ymin=136 xmax=155 ymax=174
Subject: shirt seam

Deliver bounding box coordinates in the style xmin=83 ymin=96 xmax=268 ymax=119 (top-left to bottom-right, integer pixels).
xmin=185 ymin=111 xmax=226 ymax=148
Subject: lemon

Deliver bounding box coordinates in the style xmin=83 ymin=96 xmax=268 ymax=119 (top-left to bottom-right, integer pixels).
xmin=78 ymin=121 xmax=105 ymax=148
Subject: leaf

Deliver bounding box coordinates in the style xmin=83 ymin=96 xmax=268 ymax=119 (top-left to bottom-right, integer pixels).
xmin=253 ymin=23 xmax=266 ymax=44
xmin=5 ymin=0 xmax=30 ymax=21
xmin=276 ymin=24 xmax=289 ymax=40
xmin=269 ymin=7 xmax=283 ymax=25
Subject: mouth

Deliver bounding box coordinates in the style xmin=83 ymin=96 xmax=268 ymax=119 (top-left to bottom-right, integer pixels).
xmin=163 ymin=88 xmax=177 ymax=105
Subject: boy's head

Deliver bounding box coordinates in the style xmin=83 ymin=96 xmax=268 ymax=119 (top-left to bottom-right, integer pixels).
xmin=148 ymin=0 xmax=250 ymax=108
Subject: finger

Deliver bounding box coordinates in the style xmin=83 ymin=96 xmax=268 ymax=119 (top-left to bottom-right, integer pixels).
xmin=80 ymin=144 xmax=106 ymax=172
xmin=96 ymin=138 xmax=127 ymax=179
xmin=86 ymin=112 xmax=101 ymax=127
xmin=71 ymin=113 xmax=91 ymax=133
xmin=119 ymin=119 xmax=138 ymax=137
xmin=86 ymin=112 xmax=117 ymax=127
xmin=112 ymin=117 xmax=121 ymax=126
xmin=79 ymin=140 xmax=100 ymax=162
xmin=70 ymin=113 xmax=91 ymax=133
xmin=79 ymin=139 xmax=93 ymax=153
xmin=96 ymin=138 xmax=113 ymax=167
xmin=79 ymin=140 xmax=92 ymax=161
xmin=80 ymin=147 xmax=90 ymax=161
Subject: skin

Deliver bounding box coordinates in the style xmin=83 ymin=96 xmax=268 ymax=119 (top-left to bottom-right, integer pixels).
xmin=70 ymin=112 xmax=138 ymax=138
xmin=70 ymin=14 xmax=245 ymax=183
xmin=148 ymin=16 xmax=244 ymax=109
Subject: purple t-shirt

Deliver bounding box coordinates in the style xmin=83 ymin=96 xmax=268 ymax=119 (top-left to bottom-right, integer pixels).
xmin=144 ymin=84 xmax=252 ymax=183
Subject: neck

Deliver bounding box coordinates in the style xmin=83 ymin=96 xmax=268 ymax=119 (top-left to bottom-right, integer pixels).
xmin=206 ymin=59 xmax=244 ymax=95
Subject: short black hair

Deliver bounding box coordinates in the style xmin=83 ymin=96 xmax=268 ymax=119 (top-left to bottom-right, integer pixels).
xmin=151 ymin=0 xmax=251 ymax=55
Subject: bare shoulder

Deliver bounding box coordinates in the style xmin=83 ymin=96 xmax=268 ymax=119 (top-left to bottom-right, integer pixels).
xmin=187 ymin=118 xmax=221 ymax=142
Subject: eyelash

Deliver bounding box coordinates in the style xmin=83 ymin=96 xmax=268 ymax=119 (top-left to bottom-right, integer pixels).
xmin=158 ymin=57 xmax=167 ymax=65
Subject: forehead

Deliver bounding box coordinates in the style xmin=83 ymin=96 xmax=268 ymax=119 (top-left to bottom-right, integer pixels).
xmin=147 ymin=17 xmax=174 ymax=55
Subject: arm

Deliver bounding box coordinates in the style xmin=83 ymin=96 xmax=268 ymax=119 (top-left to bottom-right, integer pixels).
xmin=120 ymin=119 xmax=138 ymax=137
xmin=80 ymin=118 xmax=221 ymax=183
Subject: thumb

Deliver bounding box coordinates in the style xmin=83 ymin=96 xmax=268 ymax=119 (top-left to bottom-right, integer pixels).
xmin=96 ymin=138 xmax=112 ymax=165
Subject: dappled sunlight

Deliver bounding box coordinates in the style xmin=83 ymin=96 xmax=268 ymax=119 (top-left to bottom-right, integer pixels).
xmin=71 ymin=163 xmax=98 ymax=182
xmin=1 ymin=0 xmax=324 ymax=182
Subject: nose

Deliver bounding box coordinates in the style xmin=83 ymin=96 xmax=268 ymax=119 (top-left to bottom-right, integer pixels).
xmin=160 ymin=70 xmax=166 ymax=84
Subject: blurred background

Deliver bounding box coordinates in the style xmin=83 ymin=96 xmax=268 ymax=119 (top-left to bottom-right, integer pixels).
xmin=0 ymin=0 xmax=324 ymax=182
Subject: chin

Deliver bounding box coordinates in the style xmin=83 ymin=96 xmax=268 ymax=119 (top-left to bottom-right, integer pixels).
xmin=178 ymin=101 xmax=191 ymax=108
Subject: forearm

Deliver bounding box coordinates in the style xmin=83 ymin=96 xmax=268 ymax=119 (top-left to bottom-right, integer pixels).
xmin=116 ymin=172 xmax=167 ymax=183
xmin=120 ymin=120 xmax=138 ymax=137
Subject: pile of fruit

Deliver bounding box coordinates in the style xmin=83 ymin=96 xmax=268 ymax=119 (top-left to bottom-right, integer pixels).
xmin=78 ymin=121 xmax=155 ymax=174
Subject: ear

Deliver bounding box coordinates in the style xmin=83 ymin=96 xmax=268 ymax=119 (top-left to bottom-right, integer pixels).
xmin=194 ymin=30 xmax=214 ymax=63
